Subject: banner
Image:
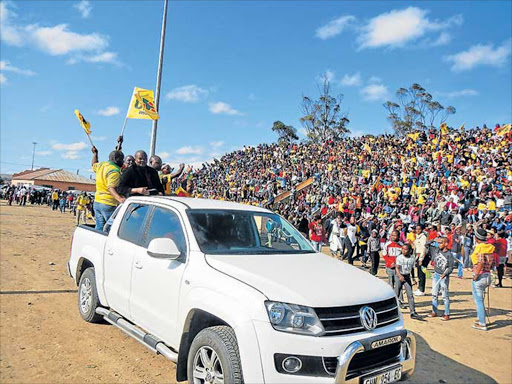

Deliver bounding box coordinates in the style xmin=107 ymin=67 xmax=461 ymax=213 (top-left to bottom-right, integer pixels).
xmin=497 ymin=124 xmax=511 ymax=136
xmin=126 ymin=87 xmax=158 ymax=120
xmin=74 ymin=109 xmax=91 ymax=134
xmin=407 ymin=132 xmax=420 ymax=141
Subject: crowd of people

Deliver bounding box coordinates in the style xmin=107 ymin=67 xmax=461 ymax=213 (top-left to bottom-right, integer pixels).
xmin=2 ymin=122 xmax=511 ymax=331
xmin=1 ymin=185 xmax=95 ymax=226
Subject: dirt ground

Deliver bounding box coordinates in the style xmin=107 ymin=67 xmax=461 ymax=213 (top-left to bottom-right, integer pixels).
xmin=1 ymin=202 xmax=511 ymax=384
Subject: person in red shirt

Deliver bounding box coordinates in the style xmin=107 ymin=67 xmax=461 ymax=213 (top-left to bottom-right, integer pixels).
xmin=427 ymin=224 xmax=440 ymax=241
xmin=494 ymin=231 xmax=508 ymax=288
xmin=382 ymin=230 xmax=404 ymax=305
xmin=308 ymin=214 xmax=325 ymax=252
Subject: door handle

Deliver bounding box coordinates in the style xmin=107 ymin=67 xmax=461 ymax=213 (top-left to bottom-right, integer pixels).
xmin=134 ymin=261 xmax=143 ymax=269
xmin=106 ymin=248 xmax=114 ymax=255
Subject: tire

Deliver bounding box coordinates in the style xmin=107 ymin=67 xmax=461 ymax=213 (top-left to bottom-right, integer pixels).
xmin=78 ymin=267 xmax=103 ymax=323
xmin=187 ymin=326 xmax=243 ymax=384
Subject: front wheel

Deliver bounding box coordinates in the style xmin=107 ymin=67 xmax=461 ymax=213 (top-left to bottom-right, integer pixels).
xmin=78 ymin=267 xmax=103 ymax=323
xmin=187 ymin=326 xmax=243 ymax=384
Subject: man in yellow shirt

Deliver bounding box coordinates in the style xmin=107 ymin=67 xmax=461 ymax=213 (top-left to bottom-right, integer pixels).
xmin=51 ymin=190 xmax=59 ymax=211
xmin=91 ymin=146 xmax=126 ymax=231
xmin=76 ymin=192 xmax=90 ymax=226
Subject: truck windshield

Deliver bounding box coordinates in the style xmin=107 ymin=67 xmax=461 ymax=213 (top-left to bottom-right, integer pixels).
xmin=187 ymin=210 xmax=315 ymax=255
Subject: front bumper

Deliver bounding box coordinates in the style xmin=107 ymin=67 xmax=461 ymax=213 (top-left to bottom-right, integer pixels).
xmin=335 ymin=330 xmax=416 ymax=383
xmin=252 ymin=320 xmax=416 ymax=383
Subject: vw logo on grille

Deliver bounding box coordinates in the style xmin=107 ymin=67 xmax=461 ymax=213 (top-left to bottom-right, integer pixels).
xmin=359 ymin=306 xmax=378 ymax=330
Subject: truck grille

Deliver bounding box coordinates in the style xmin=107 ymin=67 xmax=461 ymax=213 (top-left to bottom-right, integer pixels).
xmin=314 ymin=297 xmax=399 ymax=336
xmin=322 ymin=342 xmax=402 ymax=377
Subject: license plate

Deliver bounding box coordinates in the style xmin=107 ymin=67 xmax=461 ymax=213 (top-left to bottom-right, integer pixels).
xmin=362 ymin=366 xmax=402 ymax=384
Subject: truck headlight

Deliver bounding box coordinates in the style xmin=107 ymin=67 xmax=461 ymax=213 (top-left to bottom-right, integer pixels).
xmin=265 ymin=301 xmax=325 ymax=336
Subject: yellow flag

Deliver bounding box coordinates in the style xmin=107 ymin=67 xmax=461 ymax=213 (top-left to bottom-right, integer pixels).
xmin=440 ymin=122 xmax=448 ymax=136
xmin=363 ymin=143 xmax=372 ymax=154
xmin=126 ymin=87 xmax=159 ymax=120
xmin=458 ymin=122 xmax=465 ymax=131
xmin=74 ymin=109 xmax=91 ymax=135
xmin=497 ymin=123 xmax=511 ymax=136
xmin=407 ymin=132 xmax=420 ymax=141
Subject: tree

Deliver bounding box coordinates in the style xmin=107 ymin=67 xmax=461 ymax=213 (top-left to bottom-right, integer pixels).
xmin=383 ymin=83 xmax=456 ymax=136
xmin=271 ymin=121 xmax=299 ymax=145
xmin=299 ymin=75 xmax=350 ymax=143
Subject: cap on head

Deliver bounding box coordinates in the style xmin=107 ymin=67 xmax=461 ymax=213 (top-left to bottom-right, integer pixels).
xmin=475 ymin=228 xmax=488 ymax=241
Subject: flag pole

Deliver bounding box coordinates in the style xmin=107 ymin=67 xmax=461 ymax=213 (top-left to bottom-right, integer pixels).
xmin=149 ymin=0 xmax=169 ymax=157
xmin=120 ymin=117 xmax=128 ymax=136
xmin=85 ymin=133 xmax=95 ymax=148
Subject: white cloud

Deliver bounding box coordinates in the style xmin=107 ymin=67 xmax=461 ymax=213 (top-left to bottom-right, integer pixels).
xmin=69 ymin=51 xmax=119 ymax=65
xmin=210 ymin=141 xmax=224 ymax=148
xmin=176 ymin=146 xmax=204 ymax=155
xmin=0 ymin=73 xmax=6 ymax=84
xmin=62 ymin=151 xmax=82 ymax=160
xmin=52 ymin=142 xmax=87 ymax=151
xmin=368 ymin=76 xmax=382 ymax=83
xmin=0 ymin=2 xmax=118 ymax=65
xmin=35 ymin=151 xmax=53 ymax=156
xmin=74 ymin=0 xmax=92 ymax=18
xmin=340 ymin=72 xmax=361 ymax=87
xmin=445 ymin=40 xmax=511 ymax=72
xmin=29 ymin=24 xmax=108 ymax=55
xmin=358 ymin=7 xmax=463 ymax=49
xmin=0 ymin=60 xmax=36 ymax=76
xmin=315 ymin=15 xmax=356 ymax=40
xmin=360 ymin=83 xmax=389 ymax=101
xmin=166 ymin=85 xmax=208 ymax=103
xmin=0 ymin=2 xmax=24 ymax=46
xmin=97 ymin=106 xmax=120 ymax=116
xmin=209 ymin=101 xmax=243 ymax=116
xmin=158 ymin=152 xmax=170 ymax=159
xmin=437 ymin=89 xmax=479 ymax=98
xmin=431 ymin=31 xmax=451 ymax=46
xmin=90 ymin=135 xmax=107 ymax=141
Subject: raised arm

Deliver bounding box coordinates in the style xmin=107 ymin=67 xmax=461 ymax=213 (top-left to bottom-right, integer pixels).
xmin=91 ymin=146 xmax=99 ymax=166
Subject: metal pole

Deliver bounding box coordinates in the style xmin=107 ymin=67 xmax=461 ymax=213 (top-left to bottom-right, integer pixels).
xmin=31 ymin=142 xmax=37 ymax=170
xmin=149 ymin=0 xmax=169 ymax=157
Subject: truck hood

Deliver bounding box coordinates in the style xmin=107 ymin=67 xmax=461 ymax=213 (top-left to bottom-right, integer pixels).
xmin=206 ymin=252 xmax=395 ymax=308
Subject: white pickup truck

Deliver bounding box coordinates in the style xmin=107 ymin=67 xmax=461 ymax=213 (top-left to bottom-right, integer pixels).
xmin=68 ymin=196 xmax=416 ymax=384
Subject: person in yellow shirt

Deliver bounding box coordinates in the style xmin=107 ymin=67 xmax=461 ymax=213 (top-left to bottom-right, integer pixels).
xmin=160 ymin=163 xmax=185 ymax=195
xmin=51 ymin=190 xmax=59 ymax=211
xmin=470 ymin=229 xmax=496 ymax=331
xmin=91 ymin=146 xmax=126 ymax=231
xmin=76 ymin=192 xmax=90 ymax=226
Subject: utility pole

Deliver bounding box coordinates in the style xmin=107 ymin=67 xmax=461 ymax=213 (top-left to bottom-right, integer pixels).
xmin=31 ymin=142 xmax=37 ymax=170
xmin=149 ymin=0 xmax=169 ymax=157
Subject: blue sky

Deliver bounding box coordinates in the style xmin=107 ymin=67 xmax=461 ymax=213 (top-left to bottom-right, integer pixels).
xmin=1 ymin=0 xmax=511 ymax=177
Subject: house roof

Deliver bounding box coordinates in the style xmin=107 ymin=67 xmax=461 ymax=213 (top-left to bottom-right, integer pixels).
xmin=12 ymin=168 xmax=95 ymax=185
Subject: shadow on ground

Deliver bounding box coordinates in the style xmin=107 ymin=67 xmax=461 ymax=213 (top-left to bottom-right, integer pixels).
xmin=410 ymin=333 xmax=497 ymax=384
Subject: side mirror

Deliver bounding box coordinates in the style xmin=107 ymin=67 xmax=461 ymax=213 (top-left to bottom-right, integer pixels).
xmin=147 ymin=238 xmax=181 ymax=260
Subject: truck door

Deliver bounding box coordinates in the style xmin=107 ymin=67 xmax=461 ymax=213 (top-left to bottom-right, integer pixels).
xmin=130 ymin=205 xmax=188 ymax=346
xmin=103 ymin=203 xmax=150 ymax=319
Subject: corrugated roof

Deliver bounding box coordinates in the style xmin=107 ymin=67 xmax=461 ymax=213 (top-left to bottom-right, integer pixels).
xmin=12 ymin=168 xmax=95 ymax=185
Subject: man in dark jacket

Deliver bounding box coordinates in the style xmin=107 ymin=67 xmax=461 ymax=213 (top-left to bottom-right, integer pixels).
xmin=429 ymin=237 xmax=454 ymax=320
xmin=117 ymin=150 xmax=164 ymax=197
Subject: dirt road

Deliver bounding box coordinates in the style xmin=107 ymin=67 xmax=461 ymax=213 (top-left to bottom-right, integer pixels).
xmin=1 ymin=202 xmax=511 ymax=383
